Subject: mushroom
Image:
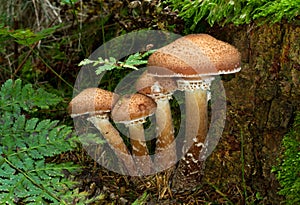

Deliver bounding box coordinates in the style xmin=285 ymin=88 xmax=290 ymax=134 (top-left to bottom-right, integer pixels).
xmin=68 ymin=87 xmax=137 ymax=175
xmin=135 ymin=70 xmax=177 ymax=171
xmin=147 ymin=34 xmax=241 ymax=189
xmin=111 ymin=93 xmax=156 ymax=175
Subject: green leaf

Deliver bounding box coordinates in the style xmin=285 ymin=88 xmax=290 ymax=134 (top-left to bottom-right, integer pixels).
xmin=132 ymin=192 xmax=148 ymax=205
xmin=8 ymin=25 xmax=61 ymax=46
xmin=79 ymin=133 xmax=105 ymax=146
xmin=95 ymin=63 xmax=117 ymax=74
xmin=124 ymin=52 xmax=148 ymax=66
xmin=81 ymin=50 xmax=155 ymax=76
xmin=78 ymin=58 xmax=94 ymax=66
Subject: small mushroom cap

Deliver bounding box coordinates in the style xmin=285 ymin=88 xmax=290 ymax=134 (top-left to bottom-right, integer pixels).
xmin=68 ymin=88 xmax=119 ymax=117
xmin=112 ymin=93 xmax=156 ymax=123
xmin=135 ymin=70 xmax=177 ymax=96
xmin=148 ymin=34 xmax=241 ymax=77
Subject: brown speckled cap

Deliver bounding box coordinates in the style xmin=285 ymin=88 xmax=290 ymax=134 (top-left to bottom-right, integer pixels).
xmin=148 ymin=34 xmax=241 ymax=77
xmin=135 ymin=70 xmax=177 ymax=96
xmin=68 ymin=88 xmax=119 ymax=117
xmin=112 ymin=93 xmax=156 ymax=123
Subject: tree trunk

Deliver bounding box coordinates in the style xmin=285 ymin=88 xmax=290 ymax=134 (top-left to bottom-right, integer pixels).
xmin=202 ymin=22 xmax=300 ymax=204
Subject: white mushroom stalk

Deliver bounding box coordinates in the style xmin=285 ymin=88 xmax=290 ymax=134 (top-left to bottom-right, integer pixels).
xmin=174 ymin=79 xmax=208 ymax=188
xmin=117 ymin=117 xmax=149 ymax=163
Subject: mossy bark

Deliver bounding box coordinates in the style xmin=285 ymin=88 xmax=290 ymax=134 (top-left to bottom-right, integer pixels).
xmin=202 ymin=23 xmax=300 ymax=204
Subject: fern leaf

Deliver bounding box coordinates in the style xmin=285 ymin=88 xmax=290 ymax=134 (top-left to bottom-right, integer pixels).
xmin=12 ymin=113 xmax=26 ymax=131
xmin=0 ymin=79 xmax=62 ymax=114
xmin=0 ymin=79 xmax=81 ymax=204
xmin=25 ymin=118 xmax=39 ymax=132
xmin=0 ymin=115 xmax=80 ymax=204
xmin=34 ymin=88 xmax=62 ymax=109
xmin=0 ymin=163 xmax=16 ymax=179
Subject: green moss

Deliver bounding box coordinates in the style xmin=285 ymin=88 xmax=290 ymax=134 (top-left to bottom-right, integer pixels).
xmin=272 ymin=112 xmax=300 ymax=204
xmin=166 ymin=0 xmax=300 ymax=30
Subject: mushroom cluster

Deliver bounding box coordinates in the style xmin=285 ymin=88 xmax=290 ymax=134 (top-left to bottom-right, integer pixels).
xmin=147 ymin=33 xmax=241 ymax=190
xmin=69 ymin=33 xmax=241 ymax=191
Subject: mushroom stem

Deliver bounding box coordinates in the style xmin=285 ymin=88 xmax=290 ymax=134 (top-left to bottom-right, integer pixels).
xmin=185 ymin=89 xmax=207 ymax=149
xmin=87 ymin=115 xmax=138 ymax=176
xmin=154 ymin=97 xmax=176 ymax=170
xmin=127 ymin=123 xmax=153 ymax=175
xmin=172 ymin=87 xmax=208 ymax=190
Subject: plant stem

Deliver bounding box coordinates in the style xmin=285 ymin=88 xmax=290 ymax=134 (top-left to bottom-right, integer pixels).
xmin=32 ymin=48 xmax=75 ymax=91
xmin=4 ymin=157 xmax=67 ymax=204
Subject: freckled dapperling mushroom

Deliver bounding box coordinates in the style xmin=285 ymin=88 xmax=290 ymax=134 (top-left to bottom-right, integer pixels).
xmin=68 ymin=88 xmax=137 ymax=175
xmin=135 ymin=70 xmax=177 ymax=171
xmin=111 ymin=93 xmax=157 ymax=175
xmin=147 ymin=34 xmax=241 ymax=190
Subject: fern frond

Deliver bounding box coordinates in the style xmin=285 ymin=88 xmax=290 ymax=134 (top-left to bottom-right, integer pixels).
xmin=0 ymin=114 xmax=80 ymax=204
xmin=0 ymin=79 xmax=62 ymax=113
xmin=0 ymin=79 xmax=82 ymax=204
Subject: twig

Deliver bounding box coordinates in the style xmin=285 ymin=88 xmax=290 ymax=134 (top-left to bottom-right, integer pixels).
xmin=12 ymin=41 xmax=39 ymax=77
xmin=32 ymin=0 xmax=41 ymax=49
xmin=31 ymin=48 xmax=75 ymax=91
xmin=13 ymin=18 xmax=19 ymax=71
xmin=44 ymin=0 xmax=62 ymax=23
xmin=31 ymin=0 xmax=40 ymax=29
xmin=12 ymin=18 xmax=57 ymax=77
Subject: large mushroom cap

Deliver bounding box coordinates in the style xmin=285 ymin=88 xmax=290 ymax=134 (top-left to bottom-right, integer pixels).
xmin=68 ymin=88 xmax=119 ymax=117
xmin=135 ymin=70 xmax=177 ymax=97
xmin=148 ymin=34 xmax=241 ymax=77
xmin=112 ymin=93 xmax=156 ymax=124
